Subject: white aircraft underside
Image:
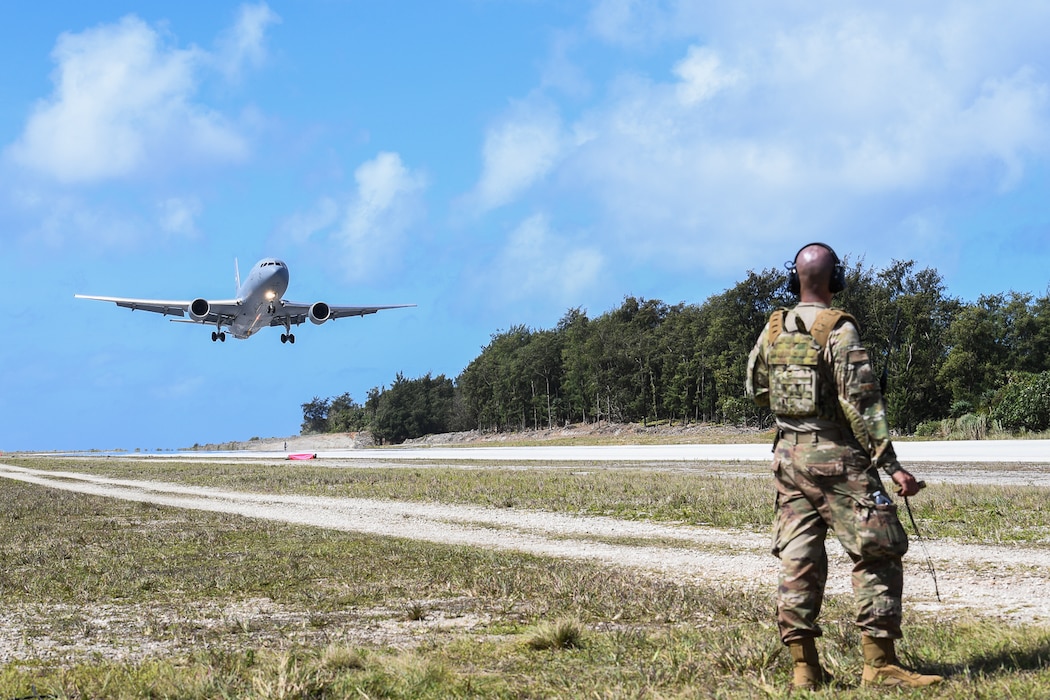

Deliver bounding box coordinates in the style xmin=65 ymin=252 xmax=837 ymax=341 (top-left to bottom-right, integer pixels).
xmin=75 ymin=258 xmax=414 ymax=343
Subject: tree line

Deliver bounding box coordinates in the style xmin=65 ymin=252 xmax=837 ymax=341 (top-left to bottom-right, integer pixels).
xmin=302 ymin=259 xmax=1050 ymax=443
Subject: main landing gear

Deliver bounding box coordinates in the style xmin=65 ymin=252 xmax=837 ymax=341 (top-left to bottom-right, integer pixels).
xmin=280 ymin=333 xmax=296 ymax=344
xmin=211 ymin=331 xmax=226 ymax=342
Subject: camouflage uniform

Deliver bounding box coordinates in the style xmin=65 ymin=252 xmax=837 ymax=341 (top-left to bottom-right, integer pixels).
xmin=746 ymin=302 xmax=909 ymax=644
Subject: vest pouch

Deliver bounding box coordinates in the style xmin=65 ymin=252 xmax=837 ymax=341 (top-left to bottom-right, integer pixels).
xmin=770 ymin=365 xmax=820 ymax=417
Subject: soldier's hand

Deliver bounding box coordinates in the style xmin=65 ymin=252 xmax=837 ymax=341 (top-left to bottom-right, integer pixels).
xmin=891 ymin=469 xmax=923 ymax=497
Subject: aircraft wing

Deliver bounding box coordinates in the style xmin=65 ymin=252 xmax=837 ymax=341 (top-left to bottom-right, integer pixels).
xmin=74 ymin=295 xmax=243 ymax=325
xmin=273 ymin=301 xmax=416 ymax=327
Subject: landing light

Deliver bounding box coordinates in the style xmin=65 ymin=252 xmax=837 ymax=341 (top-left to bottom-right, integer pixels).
xmin=265 ymin=290 xmax=277 ymax=300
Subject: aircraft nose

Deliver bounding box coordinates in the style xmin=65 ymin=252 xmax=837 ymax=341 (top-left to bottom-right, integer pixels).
xmin=273 ymin=265 xmax=289 ymax=293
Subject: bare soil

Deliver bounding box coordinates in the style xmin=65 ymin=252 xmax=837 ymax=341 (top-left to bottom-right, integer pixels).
xmin=196 ymin=422 xmax=771 ymax=452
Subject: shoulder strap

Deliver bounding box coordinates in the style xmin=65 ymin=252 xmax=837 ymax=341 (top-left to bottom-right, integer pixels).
xmin=767 ymin=309 xmax=787 ymax=345
xmin=810 ymin=309 xmax=858 ymax=348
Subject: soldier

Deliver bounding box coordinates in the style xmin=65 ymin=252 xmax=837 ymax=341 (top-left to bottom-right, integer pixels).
xmin=746 ymin=242 xmax=942 ymax=690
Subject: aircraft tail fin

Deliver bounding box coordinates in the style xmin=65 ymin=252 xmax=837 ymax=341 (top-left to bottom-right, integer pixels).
xmin=235 ymin=258 xmax=241 ymax=294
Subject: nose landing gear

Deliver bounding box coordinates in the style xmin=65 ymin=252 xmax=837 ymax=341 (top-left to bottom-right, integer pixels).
xmin=280 ymin=333 xmax=296 ymax=344
xmin=211 ymin=331 xmax=226 ymax=342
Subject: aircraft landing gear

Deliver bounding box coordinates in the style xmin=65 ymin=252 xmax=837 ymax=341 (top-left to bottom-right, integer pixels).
xmin=211 ymin=331 xmax=226 ymax=342
xmin=280 ymin=333 xmax=296 ymax=344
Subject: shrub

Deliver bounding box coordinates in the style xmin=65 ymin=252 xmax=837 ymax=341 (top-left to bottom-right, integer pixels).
xmin=913 ymin=420 xmax=943 ymax=438
xmin=955 ymin=413 xmax=988 ymax=440
xmin=720 ymin=396 xmax=758 ymax=427
xmin=991 ymin=371 xmax=1050 ymax=433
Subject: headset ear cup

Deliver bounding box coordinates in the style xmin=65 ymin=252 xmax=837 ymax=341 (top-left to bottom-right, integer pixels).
xmin=788 ymin=269 xmax=800 ymax=295
xmin=829 ymin=265 xmax=846 ymax=293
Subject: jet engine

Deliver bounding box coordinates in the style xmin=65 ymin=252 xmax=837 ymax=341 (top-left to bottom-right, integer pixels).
xmin=189 ymin=298 xmax=211 ymax=321
xmin=309 ymin=301 xmax=331 ymax=325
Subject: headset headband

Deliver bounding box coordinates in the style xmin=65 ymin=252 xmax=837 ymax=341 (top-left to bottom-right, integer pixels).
xmin=793 ymin=242 xmax=840 ymax=265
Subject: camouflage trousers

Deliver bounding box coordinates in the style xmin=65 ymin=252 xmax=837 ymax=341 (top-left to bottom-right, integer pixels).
xmin=771 ymin=432 xmax=909 ymax=643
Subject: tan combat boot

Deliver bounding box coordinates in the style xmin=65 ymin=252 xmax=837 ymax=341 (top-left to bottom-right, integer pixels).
xmin=861 ymin=635 xmax=943 ymax=687
xmin=788 ymin=638 xmax=832 ymax=690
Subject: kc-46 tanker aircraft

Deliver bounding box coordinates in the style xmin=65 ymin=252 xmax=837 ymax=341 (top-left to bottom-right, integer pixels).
xmin=75 ymin=258 xmax=415 ymax=343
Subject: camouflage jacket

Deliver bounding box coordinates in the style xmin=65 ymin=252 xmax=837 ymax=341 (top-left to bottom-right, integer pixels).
xmin=746 ymin=303 xmax=902 ymax=476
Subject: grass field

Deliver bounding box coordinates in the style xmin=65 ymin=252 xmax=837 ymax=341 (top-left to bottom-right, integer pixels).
xmin=1 ymin=458 xmax=1049 ymax=698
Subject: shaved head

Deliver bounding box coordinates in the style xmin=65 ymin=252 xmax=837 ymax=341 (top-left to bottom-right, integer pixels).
xmin=795 ymin=243 xmax=836 ymax=303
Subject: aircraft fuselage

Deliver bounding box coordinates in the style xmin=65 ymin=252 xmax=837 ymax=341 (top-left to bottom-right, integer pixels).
xmin=229 ymin=258 xmax=290 ymax=339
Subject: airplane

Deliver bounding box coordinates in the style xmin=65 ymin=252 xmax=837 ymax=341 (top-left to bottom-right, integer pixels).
xmin=75 ymin=258 xmax=415 ymax=344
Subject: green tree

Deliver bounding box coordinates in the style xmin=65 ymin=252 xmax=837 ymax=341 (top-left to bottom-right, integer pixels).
xmin=699 ymin=268 xmax=792 ymax=422
xmin=326 ymin=392 xmax=369 ymax=433
xmin=654 ymin=304 xmax=707 ymax=423
xmin=583 ymin=307 xmax=635 ymax=422
xmin=309 ymin=260 xmax=1047 ymax=439
xmin=938 ymin=295 xmax=1010 ymax=411
xmin=457 ymin=326 xmax=534 ymax=431
xmin=558 ymin=307 xmax=595 ymax=424
xmin=937 ymin=291 xmax=1050 ymax=415
xmin=371 ymin=373 xmax=456 ymax=444
xmin=521 ymin=328 xmax=564 ymax=429
xmin=838 ymin=259 xmax=957 ymax=432
xmin=300 ymin=396 xmax=329 ymax=434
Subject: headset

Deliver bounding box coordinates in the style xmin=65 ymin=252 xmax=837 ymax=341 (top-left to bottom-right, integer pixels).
xmin=786 ymin=242 xmax=846 ymax=295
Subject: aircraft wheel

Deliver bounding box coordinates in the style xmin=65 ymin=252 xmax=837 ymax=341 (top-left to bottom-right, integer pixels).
xmin=220 ymin=332 xmax=226 ymax=342
xmin=281 ymin=334 xmax=288 ymax=343
xmin=289 ymin=334 xmax=295 ymax=344
xmin=211 ymin=331 xmax=218 ymax=342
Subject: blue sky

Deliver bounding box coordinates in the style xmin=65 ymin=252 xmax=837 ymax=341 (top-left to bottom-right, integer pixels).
xmin=3 ymin=1 xmax=1049 ymax=451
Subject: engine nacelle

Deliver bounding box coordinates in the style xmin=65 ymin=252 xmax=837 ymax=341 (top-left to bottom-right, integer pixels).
xmin=189 ymin=298 xmax=211 ymax=322
xmin=309 ymin=301 xmax=331 ymax=325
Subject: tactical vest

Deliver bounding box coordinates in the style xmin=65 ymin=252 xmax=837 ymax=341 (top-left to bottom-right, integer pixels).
xmin=766 ymin=308 xmax=855 ymax=419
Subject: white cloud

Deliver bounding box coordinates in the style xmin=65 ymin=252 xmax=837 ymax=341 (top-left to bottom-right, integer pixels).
xmin=587 ymin=0 xmax=682 ymax=47
xmin=5 ymin=6 xmax=277 ymax=184
xmin=215 ymin=2 xmax=281 ymax=80
xmin=539 ymin=30 xmax=592 ymax=99
xmin=152 ymin=376 xmax=205 ymax=400
xmin=277 ymin=196 xmax=340 ymax=245
xmin=465 ymin=101 xmax=571 ymax=215
xmin=12 ymin=192 xmax=144 ymax=250
xmin=489 ymin=213 xmax=604 ymax=304
xmin=673 ymin=46 xmax=741 ymax=106
xmin=539 ymin=2 xmax=1050 ymax=270
xmin=283 ymin=152 xmax=427 ymax=283
xmin=947 ymin=68 xmax=1050 ymax=189
xmin=156 ymin=196 xmax=202 ymax=238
